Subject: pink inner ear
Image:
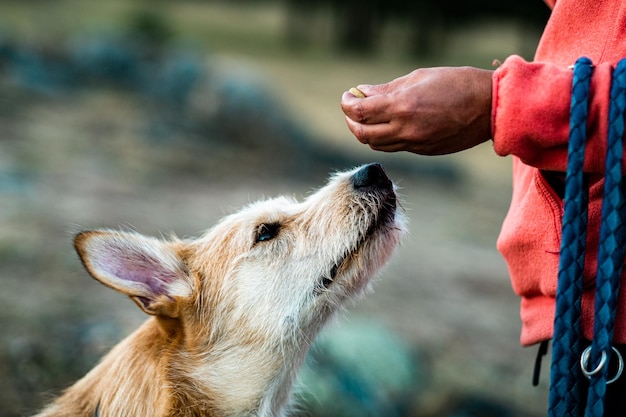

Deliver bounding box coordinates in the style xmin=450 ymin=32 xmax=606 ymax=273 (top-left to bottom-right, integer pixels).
xmin=97 ymin=246 xmax=179 ymax=297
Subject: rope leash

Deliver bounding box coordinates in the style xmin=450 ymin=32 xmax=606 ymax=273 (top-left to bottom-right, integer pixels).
xmin=583 ymin=57 xmax=626 ymax=417
xmin=549 ymin=57 xmax=626 ymax=417
xmin=549 ymin=56 xmax=592 ymax=417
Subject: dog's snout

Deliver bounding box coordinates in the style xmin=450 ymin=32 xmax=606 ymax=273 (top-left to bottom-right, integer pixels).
xmin=352 ymin=163 xmax=391 ymax=189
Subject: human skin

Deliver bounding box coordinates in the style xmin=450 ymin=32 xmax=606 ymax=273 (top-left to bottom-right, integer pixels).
xmin=341 ymin=66 xmax=494 ymax=156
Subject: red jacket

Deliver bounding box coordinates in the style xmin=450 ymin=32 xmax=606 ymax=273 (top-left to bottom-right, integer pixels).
xmin=492 ymin=0 xmax=626 ymax=345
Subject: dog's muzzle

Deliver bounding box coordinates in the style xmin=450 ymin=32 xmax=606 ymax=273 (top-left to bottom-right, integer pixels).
xmin=351 ymin=163 xmax=397 ymax=229
xmin=351 ymin=163 xmax=393 ymax=191
xmin=317 ymin=163 xmax=397 ymax=293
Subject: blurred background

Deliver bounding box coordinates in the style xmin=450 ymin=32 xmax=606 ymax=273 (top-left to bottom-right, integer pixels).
xmin=0 ymin=0 xmax=552 ymax=416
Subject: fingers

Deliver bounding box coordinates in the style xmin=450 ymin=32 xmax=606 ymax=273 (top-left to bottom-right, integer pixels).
xmin=342 ymin=86 xmax=401 ymax=151
xmin=344 ymin=116 xmax=403 ymax=151
xmin=341 ymin=89 xmax=392 ymax=125
xmin=341 ymin=66 xmax=494 ymax=155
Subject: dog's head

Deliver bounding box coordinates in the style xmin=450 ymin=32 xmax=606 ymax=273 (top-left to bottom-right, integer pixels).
xmin=74 ymin=163 xmax=405 ymax=374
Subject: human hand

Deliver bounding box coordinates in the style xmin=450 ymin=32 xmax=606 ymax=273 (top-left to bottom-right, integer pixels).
xmin=341 ymin=66 xmax=493 ymax=155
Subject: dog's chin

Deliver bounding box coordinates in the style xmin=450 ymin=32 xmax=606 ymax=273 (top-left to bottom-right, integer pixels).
xmin=314 ymin=191 xmax=400 ymax=296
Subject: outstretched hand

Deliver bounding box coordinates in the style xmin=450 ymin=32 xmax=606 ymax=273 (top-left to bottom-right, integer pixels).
xmin=341 ymin=66 xmax=494 ymax=155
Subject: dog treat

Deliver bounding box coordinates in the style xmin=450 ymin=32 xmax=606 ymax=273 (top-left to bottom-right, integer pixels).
xmin=349 ymin=87 xmax=366 ymax=98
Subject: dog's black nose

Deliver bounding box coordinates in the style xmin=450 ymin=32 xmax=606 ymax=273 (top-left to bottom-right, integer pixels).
xmin=352 ymin=163 xmax=391 ymax=189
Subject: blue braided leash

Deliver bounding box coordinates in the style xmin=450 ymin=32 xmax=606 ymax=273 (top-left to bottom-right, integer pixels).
xmin=583 ymin=58 xmax=626 ymax=417
xmin=549 ymin=57 xmax=626 ymax=417
xmin=549 ymin=56 xmax=593 ymax=417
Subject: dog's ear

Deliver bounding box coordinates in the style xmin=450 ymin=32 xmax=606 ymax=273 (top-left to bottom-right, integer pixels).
xmin=74 ymin=230 xmax=192 ymax=318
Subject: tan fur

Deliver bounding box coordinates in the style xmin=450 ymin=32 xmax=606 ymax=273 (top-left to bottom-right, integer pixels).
xmin=34 ymin=164 xmax=406 ymax=417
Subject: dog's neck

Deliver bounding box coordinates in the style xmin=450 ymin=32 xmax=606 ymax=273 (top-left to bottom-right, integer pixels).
xmin=38 ymin=318 xmax=305 ymax=417
xmin=189 ymin=347 xmax=301 ymax=417
xmin=179 ymin=321 xmax=311 ymax=417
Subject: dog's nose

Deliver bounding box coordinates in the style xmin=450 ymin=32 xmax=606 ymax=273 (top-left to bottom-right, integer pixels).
xmin=352 ymin=163 xmax=391 ymax=189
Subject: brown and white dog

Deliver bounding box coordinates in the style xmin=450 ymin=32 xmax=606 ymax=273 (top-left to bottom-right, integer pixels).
xmin=34 ymin=163 xmax=406 ymax=417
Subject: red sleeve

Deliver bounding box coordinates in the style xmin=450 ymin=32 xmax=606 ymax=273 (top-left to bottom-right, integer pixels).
xmin=491 ymin=55 xmax=613 ymax=173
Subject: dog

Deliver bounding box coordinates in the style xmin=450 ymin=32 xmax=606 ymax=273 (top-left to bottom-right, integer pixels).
xmin=33 ymin=163 xmax=406 ymax=417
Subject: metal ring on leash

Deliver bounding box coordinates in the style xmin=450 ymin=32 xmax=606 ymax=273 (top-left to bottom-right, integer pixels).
xmin=580 ymin=346 xmax=624 ymax=384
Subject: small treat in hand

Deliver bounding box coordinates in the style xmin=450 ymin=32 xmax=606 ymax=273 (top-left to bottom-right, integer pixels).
xmin=349 ymin=87 xmax=366 ymax=98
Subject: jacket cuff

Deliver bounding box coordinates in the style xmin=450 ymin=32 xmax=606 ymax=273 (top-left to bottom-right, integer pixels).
xmin=491 ymin=55 xmax=612 ymax=173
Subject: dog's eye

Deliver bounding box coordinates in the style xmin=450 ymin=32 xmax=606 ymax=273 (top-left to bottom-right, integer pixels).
xmin=256 ymin=223 xmax=280 ymax=243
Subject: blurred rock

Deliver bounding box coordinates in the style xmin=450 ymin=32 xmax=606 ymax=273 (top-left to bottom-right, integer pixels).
xmin=297 ymin=319 xmax=427 ymax=417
